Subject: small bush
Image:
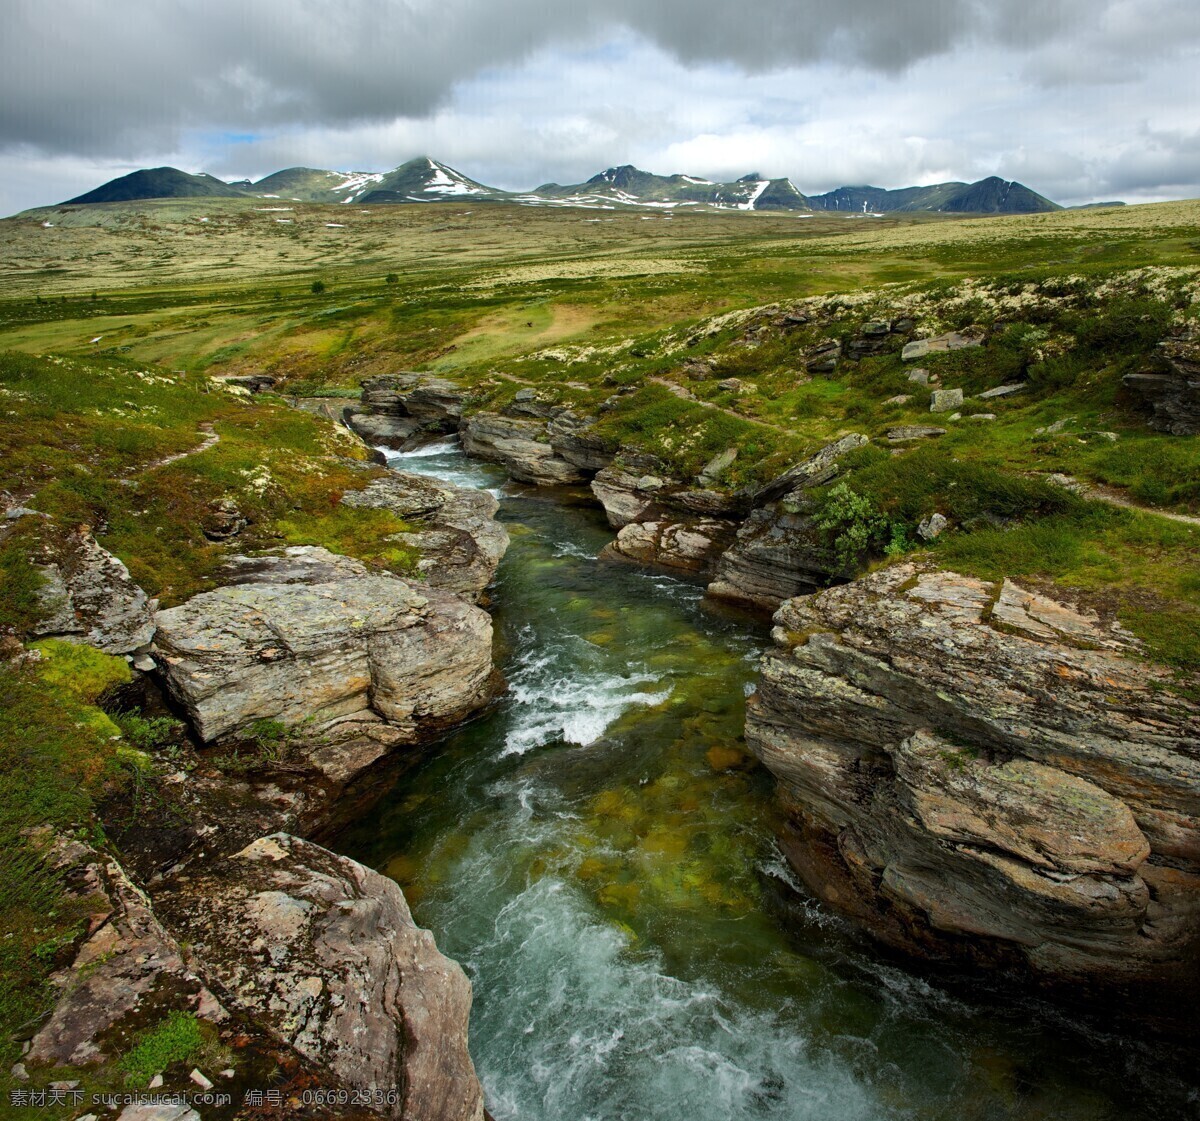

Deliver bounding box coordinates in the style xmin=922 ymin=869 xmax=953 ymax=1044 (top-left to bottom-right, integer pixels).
xmin=114 ymin=711 xmax=185 ymax=751
xmin=814 ymin=483 xmax=909 ymax=565
xmin=311 ymin=279 xmax=326 ymax=295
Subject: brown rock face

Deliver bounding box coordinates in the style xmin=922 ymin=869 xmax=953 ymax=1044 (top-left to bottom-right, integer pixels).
xmin=460 ymin=412 xmax=587 ymax=486
xmin=349 ymin=374 xmax=465 ymax=450
xmin=156 ymin=834 xmax=484 ymax=1121
xmin=705 ymin=435 xmax=867 ymax=612
xmin=746 ymin=565 xmax=1200 ymax=1000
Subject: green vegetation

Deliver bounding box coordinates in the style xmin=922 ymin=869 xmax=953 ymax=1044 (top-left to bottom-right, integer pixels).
xmin=0 ymin=656 xmax=129 ymax=1076
xmin=0 ymin=349 xmax=424 ymax=602
xmin=117 ymin=1011 xmax=206 ymax=1087
xmin=113 ymin=710 xmax=185 ymax=751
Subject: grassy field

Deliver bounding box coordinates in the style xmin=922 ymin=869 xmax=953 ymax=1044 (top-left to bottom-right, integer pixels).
xmin=2 ymin=201 xmax=1198 ymax=666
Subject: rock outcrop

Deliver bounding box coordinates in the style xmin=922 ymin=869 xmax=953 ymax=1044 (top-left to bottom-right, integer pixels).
xmin=157 ymin=834 xmax=484 ymax=1121
xmin=460 ymin=411 xmax=587 ymax=486
xmin=1123 ymin=332 xmax=1200 ymax=435
xmin=27 ymin=833 xmax=227 ymax=1069
xmin=348 ymin=374 xmax=465 ymax=450
xmin=747 ymin=564 xmax=1200 ymax=1000
xmin=548 ymin=409 xmax=615 ymax=473
xmin=341 ymin=471 xmax=508 ymax=601
xmin=591 ymin=452 xmax=740 ymax=577
xmin=25 ymin=521 xmax=156 ymax=655
xmin=705 ymin=435 xmax=867 ymax=611
xmin=901 ymin=330 xmax=984 ymax=362
xmin=152 ymin=546 xmax=495 ymax=744
xmin=600 ymin=518 xmax=736 ymax=576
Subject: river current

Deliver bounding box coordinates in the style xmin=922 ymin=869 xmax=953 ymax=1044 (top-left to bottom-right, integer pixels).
xmin=335 ymin=440 xmax=1195 ymax=1121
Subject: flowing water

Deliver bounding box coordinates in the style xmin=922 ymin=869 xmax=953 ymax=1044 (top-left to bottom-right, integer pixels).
xmin=336 ymin=439 xmax=1196 ymax=1121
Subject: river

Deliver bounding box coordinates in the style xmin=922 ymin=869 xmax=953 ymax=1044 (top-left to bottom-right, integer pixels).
xmin=334 ymin=439 xmax=1195 ymax=1121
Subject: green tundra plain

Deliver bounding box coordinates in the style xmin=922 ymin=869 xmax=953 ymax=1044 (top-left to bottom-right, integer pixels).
xmin=1 ymin=194 xmax=1198 ymax=1105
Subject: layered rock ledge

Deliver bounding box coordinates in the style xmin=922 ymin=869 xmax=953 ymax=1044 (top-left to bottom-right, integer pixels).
xmin=341 ymin=471 xmax=509 ymax=602
xmin=153 ymin=546 xmax=496 ymax=746
xmin=746 ymin=564 xmax=1200 ymax=1000
xmin=348 ymin=374 xmax=464 ymax=449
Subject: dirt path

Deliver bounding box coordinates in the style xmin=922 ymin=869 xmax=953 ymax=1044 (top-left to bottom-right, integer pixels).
xmin=1042 ymin=472 xmax=1200 ymax=528
xmin=646 ymin=376 xmax=794 ymax=435
xmin=146 ymin=423 xmax=220 ymax=470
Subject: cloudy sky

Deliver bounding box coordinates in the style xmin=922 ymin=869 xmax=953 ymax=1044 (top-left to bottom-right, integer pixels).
xmin=3 ymin=0 xmax=1199 ymax=214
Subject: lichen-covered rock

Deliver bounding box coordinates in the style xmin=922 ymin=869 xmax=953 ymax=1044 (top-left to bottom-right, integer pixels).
xmin=746 ymin=564 xmax=1200 ymax=997
xmin=341 ymin=471 xmax=508 ymax=601
xmin=460 ymin=412 xmax=585 ymax=486
xmin=157 ymin=834 xmax=484 ymax=1121
xmin=26 ymin=834 xmax=226 ymax=1069
xmin=152 ymin=547 xmax=494 ymax=743
xmin=26 ymin=522 xmax=156 ymax=655
xmin=902 ymin=331 xmax=984 ymax=361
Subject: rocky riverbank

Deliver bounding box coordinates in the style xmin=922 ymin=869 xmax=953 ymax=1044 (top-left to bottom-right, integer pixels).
xmin=349 ymin=374 xmax=860 ymax=607
xmin=8 ymin=448 xmax=510 ymax=1118
xmin=745 ymin=564 xmax=1200 ymax=1011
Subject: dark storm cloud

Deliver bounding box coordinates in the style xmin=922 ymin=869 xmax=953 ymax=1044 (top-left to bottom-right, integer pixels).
xmin=1 ymin=0 xmax=1164 ymax=157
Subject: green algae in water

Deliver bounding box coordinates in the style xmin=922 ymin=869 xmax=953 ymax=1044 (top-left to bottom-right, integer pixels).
xmin=336 ymin=444 xmax=1196 ymax=1121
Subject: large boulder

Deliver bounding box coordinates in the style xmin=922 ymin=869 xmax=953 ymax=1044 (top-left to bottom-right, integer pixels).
xmin=341 ymin=471 xmax=508 ymax=602
xmin=156 ymin=834 xmax=484 ymax=1121
xmin=1123 ymin=332 xmax=1200 ymax=435
xmin=591 ymin=453 xmax=739 ymax=529
xmin=746 ymin=564 xmax=1200 ymax=999
xmin=460 ymin=412 xmax=586 ymax=486
xmin=600 ymin=518 xmax=737 ymax=577
xmin=152 ymin=547 xmax=494 ymax=743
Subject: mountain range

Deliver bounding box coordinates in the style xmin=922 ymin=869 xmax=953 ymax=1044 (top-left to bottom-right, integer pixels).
xmin=60 ymin=156 xmax=1065 ymax=214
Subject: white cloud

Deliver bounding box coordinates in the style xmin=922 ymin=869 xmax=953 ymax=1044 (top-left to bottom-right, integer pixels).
xmin=1 ymin=2 xmax=1198 ymax=213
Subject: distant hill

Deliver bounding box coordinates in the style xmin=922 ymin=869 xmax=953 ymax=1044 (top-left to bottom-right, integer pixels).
xmin=248 ymin=159 xmax=504 ymax=204
xmin=352 ymin=157 xmax=504 ymax=204
xmin=64 ymin=167 xmax=249 ymax=204
xmin=58 ymin=161 xmax=1063 ymax=216
xmin=522 ymin=165 xmax=810 ymax=211
xmin=807 ymin=176 xmax=1061 ymax=214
